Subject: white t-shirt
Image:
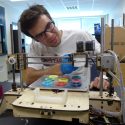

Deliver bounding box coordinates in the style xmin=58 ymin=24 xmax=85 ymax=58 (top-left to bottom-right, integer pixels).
xmin=28 ymin=30 xmax=100 ymax=70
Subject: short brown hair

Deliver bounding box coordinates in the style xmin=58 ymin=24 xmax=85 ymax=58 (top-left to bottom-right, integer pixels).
xmin=19 ymin=4 xmax=52 ymax=37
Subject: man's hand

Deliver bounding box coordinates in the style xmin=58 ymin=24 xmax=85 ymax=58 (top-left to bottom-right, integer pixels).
xmin=46 ymin=63 xmax=62 ymax=75
xmin=90 ymin=77 xmax=110 ymax=90
xmin=25 ymin=64 xmax=62 ymax=85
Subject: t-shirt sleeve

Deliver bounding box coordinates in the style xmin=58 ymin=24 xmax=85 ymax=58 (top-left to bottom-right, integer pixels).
xmin=28 ymin=40 xmax=43 ymax=70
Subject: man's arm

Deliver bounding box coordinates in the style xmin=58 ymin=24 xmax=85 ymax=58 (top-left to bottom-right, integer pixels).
xmin=25 ymin=64 xmax=62 ymax=85
xmin=90 ymin=77 xmax=110 ymax=90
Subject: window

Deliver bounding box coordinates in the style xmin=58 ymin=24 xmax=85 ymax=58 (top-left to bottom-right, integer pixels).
xmin=81 ymin=17 xmax=101 ymax=34
xmin=54 ymin=16 xmax=106 ymax=34
xmin=55 ymin=18 xmax=81 ymax=30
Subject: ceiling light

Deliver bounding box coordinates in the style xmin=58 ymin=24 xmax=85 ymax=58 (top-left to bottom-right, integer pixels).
xmin=66 ymin=6 xmax=78 ymax=10
xmin=10 ymin=0 xmax=27 ymax=1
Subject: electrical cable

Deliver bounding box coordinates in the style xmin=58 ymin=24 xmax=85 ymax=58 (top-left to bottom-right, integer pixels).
xmin=90 ymin=118 xmax=125 ymax=125
xmin=107 ymin=50 xmax=125 ymax=123
xmin=120 ymin=56 xmax=125 ymax=63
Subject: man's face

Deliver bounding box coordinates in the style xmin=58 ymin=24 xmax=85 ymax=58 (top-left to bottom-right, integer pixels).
xmin=29 ymin=15 xmax=61 ymax=47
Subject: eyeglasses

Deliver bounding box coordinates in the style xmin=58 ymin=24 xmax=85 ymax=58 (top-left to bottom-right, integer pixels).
xmin=34 ymin=21 xmax=55 ymax=40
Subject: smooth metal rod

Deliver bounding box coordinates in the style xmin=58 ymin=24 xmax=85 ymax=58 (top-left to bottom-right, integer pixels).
xmin=111 ymin=19 xmax=114 ymax=50
xmin=27 ymin=56 xmax=62 ymax=58
xmin=99 ymin=17 xmax=105 ymax=96
xmin=108 ymin=19 xmax=114 ymax=96
xmin=17 ymin=22 xmax=23 ymax=91
xmin=101 ymin=18 xmax=105 ymax=53
xmin=123 ymin=13 xmax=125 ymax=26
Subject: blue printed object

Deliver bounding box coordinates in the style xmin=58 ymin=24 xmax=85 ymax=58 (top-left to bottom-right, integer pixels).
xmin=61 ymin=54 xmax=78 ymax=74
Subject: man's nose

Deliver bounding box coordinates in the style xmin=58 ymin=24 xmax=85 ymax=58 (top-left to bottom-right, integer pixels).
xmin=45 ymin=32 xmax=53 ymax=37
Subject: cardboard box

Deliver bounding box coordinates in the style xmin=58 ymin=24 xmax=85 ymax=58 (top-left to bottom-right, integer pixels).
xmin=121 ymin=63 xmax=125 ymax=85
xmin=113 ymin=63 xmax=125 ymax=86
xmin=105 ymin=27 xmax=125 ymax=60
xmin=105 ymin=27 xmax=125 ymax=85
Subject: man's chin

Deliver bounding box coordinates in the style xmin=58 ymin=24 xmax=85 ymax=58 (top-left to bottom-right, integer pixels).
xmin=51 ymin=44 xmax=59 ymax=47
xmin=50 ymin=41 xmax=61 ymax=47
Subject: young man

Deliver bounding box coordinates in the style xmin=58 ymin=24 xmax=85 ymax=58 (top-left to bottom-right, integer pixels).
xmin=19 ymin=4 xmax=109 ymax=89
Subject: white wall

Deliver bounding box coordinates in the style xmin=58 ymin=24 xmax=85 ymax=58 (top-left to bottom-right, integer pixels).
xmin=108 ymin=0 xmax=125 ymax=26
xmin=123 ymin=0 xmax=125 ymax=13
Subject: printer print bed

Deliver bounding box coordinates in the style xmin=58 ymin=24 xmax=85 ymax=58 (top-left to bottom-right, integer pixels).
xmin=29 ymin=74 xmax=89 ymax=91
